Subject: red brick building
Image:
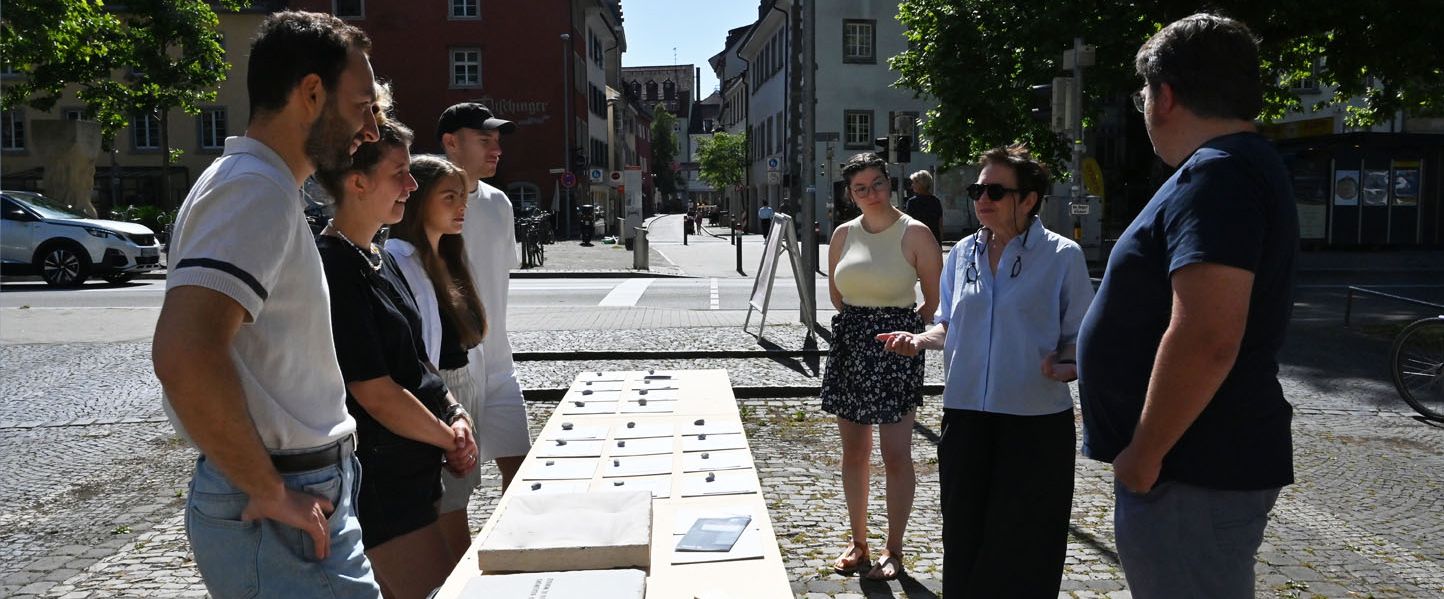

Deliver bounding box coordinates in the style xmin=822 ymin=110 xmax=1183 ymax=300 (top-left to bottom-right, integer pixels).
xmin=290 ymin=0 xmax=624 ymax=231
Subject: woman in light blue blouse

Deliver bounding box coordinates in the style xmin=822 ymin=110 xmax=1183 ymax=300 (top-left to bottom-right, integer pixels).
xmin=879 ymin=144 xmax=1094 ymax=597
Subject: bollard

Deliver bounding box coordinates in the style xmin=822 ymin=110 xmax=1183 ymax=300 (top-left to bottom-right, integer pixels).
xmin=632 ymin=227 xmax=649 ymax=270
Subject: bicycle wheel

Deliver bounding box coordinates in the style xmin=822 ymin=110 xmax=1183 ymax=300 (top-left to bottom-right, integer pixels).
xmin=1390 ymin=316 xmax=1444 ymax=421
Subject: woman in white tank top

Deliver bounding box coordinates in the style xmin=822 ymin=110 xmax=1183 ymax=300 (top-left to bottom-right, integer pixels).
xmin=821 ymin=152 xmax=942 ymax=580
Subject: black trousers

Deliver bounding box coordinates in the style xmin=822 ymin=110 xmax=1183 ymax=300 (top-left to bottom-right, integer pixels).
xmin=939 ymin=407 xmax=1076 ymax=598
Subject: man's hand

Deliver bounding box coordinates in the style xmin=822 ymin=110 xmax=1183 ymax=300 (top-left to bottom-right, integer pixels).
xmin=1112 ymin=443 xmax=1163 ymax=494
xmin=1040 ymin=352 xmax=1077 ymax=382
xmin=242 ymin=489 xmax=335 ymax=560
xmin=876 ymin=332 xmax=922 ymax=357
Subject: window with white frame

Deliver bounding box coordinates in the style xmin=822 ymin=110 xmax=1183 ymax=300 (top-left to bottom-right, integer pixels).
xmin=199 ymin=108 xmax=227 ymax=150
xmin=451 ymin=48 xmax=481 ymax=88
xmin=1 ymin=63 xmax=21 ymax=79
xmin=333 ymin=0 xmax=363 ymax=19
xmin=62 ymin=108 xmax=84 ymax=121
xmin=132 ymin=112 xmax=161 ymax=150
xmin=450 ymin=0 xmax=478 ymax=19
xmin=506 ymin=182 xmax=539 ymax=210
xmin=1 ymin=110 xmax=25 ymax=151
xmin=843 ymin=20 xmax=876 ymax=63
xmin=844 ymin=110 xmax=872 ymax=148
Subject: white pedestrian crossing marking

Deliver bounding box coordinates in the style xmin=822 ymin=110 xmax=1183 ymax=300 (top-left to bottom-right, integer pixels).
xmin=598 ymin=278 xmax=655 ymax=307
xmin=709 ymin=278 xmax=720 ymax=310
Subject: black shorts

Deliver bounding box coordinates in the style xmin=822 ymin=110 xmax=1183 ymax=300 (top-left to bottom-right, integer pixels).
xmin=355 ymin=439 xmax=443 ymax=549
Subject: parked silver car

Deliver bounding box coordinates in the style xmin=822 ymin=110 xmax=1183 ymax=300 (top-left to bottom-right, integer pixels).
xmin=1 ymin=190 xmax=163 ymax=287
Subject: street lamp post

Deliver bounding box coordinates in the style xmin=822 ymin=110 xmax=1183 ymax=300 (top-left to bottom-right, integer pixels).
xmin=560 ymin=33 xmax=572 ymax=240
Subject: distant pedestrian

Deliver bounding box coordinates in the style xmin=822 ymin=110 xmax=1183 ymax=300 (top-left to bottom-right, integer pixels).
xmin=1078 ymin=13 xmax=1298 ymax=598
xmin=437 ymin=103 xmax=532 ymax=499
xmin=315 ymin=118 xmax=477 ymax=597
xmin=821 ymin=152 xmax=942 ymax=581
xmin=152 ymin=11 xmax=382 ymax=597
xmin=384 ymin=153 xmax=490 ymax=566
xmin=904 ymin=170 xmax=943 ymax=245
xmin=758 ymin=202 xmax=774 ymax=237
xmin=879 ymin=144 xmax=1093 ymax=597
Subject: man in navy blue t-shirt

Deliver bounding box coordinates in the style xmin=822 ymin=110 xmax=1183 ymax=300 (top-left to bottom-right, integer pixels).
xmin=1077 ymin=14 xmax=1297 ymax=598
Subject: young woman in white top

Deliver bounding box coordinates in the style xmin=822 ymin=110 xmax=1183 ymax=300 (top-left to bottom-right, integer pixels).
xmin=384 ymin=154 xmax=488 ymax=566
xmin=822 ymin=152 xmax=942 ymax=580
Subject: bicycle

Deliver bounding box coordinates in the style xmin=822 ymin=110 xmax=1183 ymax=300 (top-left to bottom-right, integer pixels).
xmin=517 ymin=215 xmax=546 ymax=268
xmin=1389 ymin=314 xmax=1444 ymax=421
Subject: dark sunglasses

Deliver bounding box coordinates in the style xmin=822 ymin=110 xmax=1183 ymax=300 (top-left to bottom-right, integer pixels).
xmin=966 ymin=183 xmax=1022 ymax=202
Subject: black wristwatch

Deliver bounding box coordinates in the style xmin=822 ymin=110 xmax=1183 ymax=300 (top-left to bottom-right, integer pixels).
xmin=1056 ymin=358 xmax=1076 ymax=365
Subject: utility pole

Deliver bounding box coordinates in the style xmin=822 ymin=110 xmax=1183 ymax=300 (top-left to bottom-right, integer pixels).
xmin=1069 ymin=37 xmax=1086 ymax=206
xmin=800 ymin=0 xmax=817 ymax=317
xmin=560 ymin=33 xmax=573 ymax=237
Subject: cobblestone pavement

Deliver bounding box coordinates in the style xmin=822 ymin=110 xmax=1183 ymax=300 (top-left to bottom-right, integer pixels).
xmin=2 ymin=320 xmax=1442 ymax=597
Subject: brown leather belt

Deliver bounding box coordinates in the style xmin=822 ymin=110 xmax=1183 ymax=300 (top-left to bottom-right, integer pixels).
xmin=271 ymin=435 xmax=355 ymax=474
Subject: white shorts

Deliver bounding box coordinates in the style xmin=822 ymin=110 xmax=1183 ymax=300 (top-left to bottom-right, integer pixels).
xmin=476 ymin=362 xmax=531 ymax=461
xmin=437 ymin=365 xmax=483 ymax=513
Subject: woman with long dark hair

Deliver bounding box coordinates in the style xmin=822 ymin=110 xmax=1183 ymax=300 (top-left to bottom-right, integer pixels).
xmin=314 ymin=118 xmax=478 ymax=598
xmin=384 ymin=154 xmax=488 ymax=564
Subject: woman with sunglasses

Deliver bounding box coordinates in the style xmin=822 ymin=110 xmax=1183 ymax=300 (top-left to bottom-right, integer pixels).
xmin=879 ymin=144 xmax=1094 ymax=596
xmin=314 ymin=119 xmax=478 ymax=598
xmin=384 ymin=154 xmax=489 ymax=565
xmin=822 ymin=152 xmax=942 ymax=581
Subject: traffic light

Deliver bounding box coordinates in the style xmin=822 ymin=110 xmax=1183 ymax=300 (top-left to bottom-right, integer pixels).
xmin=894 ymin=135 xmax=912 ymax=164
xmin=1029 ymin=83 xmax=1053 ymax=125
xmin=571 ymin=147 xmax=586 ymax=173
xmin=874 ymin=137 xmax=890 ymax=162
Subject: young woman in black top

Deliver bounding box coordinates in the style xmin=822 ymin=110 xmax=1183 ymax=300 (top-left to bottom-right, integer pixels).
xmin=314 ymin=117 xmax=477 ymax=598
xmin=385 ymin=154 xmax=488 ymax=564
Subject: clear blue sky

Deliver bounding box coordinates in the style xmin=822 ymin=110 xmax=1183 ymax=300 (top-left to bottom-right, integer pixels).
xmin=620 ymin=0 xmax=757 ymax=97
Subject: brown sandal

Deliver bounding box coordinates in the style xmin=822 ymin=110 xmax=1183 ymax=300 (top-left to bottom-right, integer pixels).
xmin=832 ymin=543 xmax=869 ymax=575
xmin=866 ymin=550 xmax=904 ymax=581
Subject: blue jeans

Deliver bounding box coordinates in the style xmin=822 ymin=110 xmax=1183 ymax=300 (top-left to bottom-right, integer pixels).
xmin=1114 ymin=479 xmax=1279 ymax=599
xmin=185 ymin=451 xmax=380 ymax=599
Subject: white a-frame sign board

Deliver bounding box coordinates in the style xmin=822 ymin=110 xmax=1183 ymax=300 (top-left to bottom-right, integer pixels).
xmin=744 ymin=213 xmax=816 ymax=339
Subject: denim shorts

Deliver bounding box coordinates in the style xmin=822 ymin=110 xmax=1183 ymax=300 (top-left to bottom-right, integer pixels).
xmin=185 ymin=450 xmax=379 ymax=599
xmin=1113 ymin=479 xmax=1280 ymax=599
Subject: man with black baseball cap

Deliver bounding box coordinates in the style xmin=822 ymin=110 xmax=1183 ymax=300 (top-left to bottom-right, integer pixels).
xmin=433 ymin=102 xmax=528 ymax=560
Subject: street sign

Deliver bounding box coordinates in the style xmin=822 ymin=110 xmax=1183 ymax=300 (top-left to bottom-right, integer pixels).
xmin=766 ymin=157 xmax=780 ymax=171
xmin=1070 ymin=203 xmax=1090 ymax=215
xmin=767 ymin=171 xmax=780 ymax=184
xmin=561 ymin=172 xmax=577 ymax=189
xmin=588 ymin=168 xmax=605 ymax=183
xmin=548 ymin=168 xmax=566 ymax=175
xmin=609 ymin=171 xmax=623 ymax=187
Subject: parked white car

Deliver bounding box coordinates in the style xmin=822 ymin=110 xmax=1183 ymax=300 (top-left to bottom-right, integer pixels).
xmin=1 ymin=190 xmax=163 ymax=287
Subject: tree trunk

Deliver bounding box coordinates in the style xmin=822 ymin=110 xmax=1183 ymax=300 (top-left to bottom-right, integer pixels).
xmin=159 ymin=110 xmax=173 ymax=209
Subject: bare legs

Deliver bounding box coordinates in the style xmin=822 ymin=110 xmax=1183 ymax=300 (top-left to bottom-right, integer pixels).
xmin=495 ymin=455 xmax=524 ymax=493
xmin=366 ymin=521 xmax=454 ymax=599
xmin=835 ymin=411 xmax=916 ymax=579
xmin=435 ymin=509 xmax=471 ymax=565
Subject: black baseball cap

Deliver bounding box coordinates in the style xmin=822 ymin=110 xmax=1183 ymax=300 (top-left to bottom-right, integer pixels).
xmin=436 ymin=102 xmax=516 ymax=141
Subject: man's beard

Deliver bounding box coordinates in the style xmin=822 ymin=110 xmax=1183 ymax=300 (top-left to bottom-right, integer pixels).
xmin=305 ymin=99 xmax=358 ymax=172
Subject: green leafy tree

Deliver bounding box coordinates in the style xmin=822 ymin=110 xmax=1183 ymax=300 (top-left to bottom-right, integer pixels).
xmin=2 ymin=0 xmax=246 ymax=208
xmin=695 ymin=131 xmax=747 ymax=193
xmin=892 ymin=1 xmax=1444 ymax=169
xmin=649 ymin=105 xmax=684 ymax=200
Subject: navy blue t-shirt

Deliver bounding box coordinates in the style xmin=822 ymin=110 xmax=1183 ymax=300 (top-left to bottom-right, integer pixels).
xmin=1077 ymin=131 xmax=1297 ymax=491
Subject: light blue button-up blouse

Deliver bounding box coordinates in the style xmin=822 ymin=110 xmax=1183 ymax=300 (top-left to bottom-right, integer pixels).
xmin=936 ymin=217 xmax=1094 ymax=415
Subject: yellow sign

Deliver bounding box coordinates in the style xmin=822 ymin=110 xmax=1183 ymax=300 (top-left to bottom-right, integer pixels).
xmin=1258 ymin=117 xmax=1335 ymax=140
xmin=1083 ymin=157 xmax=1105 ymax=198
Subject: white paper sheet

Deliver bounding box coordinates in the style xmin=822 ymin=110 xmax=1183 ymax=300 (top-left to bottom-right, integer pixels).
xmin=534 ymin=438 xmax=606 ymax=458
xmin=558 ymin=400 xmax=619 ymax=415
xmin=521 ymin=457 xmax=599 ymax=480
xmin=681 ymin=418 xmax=745 ymax=436
xmin=569 ymin=388 xmax=622 ymax=401
xmin=681 ymin=433 xmax=749 ymax=452
xmin=518 ymin=480 xmax=591 ymax=495
xmin=545 ymin=423 xmax=610 ymax=441
xmin=607 ymin=436 xmax=675 ymax=457
xmin=624 ymin=388 xmax=680 ymax=401
xmin=670 ymin=507 xmax=756 ymax=535
xmin=575 ymin=372 xmax=629 ymax=383
xmin=669 ymin=526 xmax=766 ymax=564
xmin=459 ymin=569 xmax=646 ymax=598
xmin=571 ymin=380 xmax=626 ymax=392
xmin=592 ymin=476 xmax=672 ymax=499
xmin=611 ymin=420 xmax=674 ymax=439
xmin=681 ymin=449 xmax=753 ymax=472
xmin=677 ymin=468 xmax=759 ymax=497
xmin=602 ymin=454 xmax=675 ymax=478
xmin=619 ymin=399 xmax=677 ymax=414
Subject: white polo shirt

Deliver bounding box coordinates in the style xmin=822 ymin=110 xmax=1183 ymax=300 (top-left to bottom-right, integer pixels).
xmin=463 ymin=181 xmax=520 ymax=376
xmin=163 ymin=136 xmax=356 ymax=451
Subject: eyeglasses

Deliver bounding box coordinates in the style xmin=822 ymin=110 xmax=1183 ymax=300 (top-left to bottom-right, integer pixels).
xmin=849 ymin=179 xmax=890 ymax=197
xmin=1131 ymin=88 xmax=1147 ymax=113
xmin=966 ymin=183 xmax=1021 ymax=202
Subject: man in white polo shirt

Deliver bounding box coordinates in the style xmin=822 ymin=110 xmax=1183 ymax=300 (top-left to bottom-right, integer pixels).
xmin=152 ymin=12 xmax=381 ymax=597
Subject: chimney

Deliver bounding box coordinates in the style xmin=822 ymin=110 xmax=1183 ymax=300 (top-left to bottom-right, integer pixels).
xmin=696 ymin=67 xmax=701 ymax=102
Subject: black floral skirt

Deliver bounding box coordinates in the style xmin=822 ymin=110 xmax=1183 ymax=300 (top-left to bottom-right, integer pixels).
xmin=820 ymin=305 xmax=925 ymax=424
